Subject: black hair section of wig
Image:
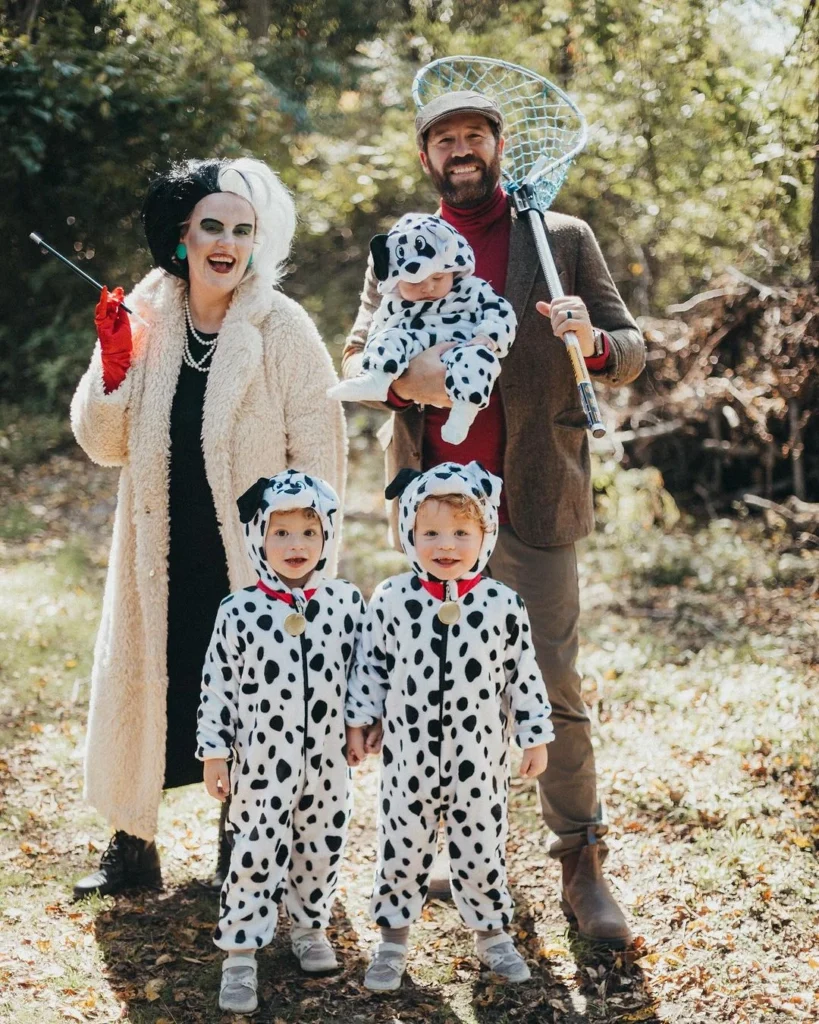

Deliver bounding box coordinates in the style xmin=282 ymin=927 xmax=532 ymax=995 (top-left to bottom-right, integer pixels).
xmin=141 ymin=159 xmax=228 ymax=281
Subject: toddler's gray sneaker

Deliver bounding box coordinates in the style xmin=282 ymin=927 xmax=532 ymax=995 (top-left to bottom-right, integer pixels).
xmin=291 ymin=929 xmax=339 ymax=972
xmin=363 ymin=941 xmax=408 ymax=992
xmin=219 ymin=954 xmax=258 ymax=1013
xmin=475 ymin=935 xmax=531 ymax=983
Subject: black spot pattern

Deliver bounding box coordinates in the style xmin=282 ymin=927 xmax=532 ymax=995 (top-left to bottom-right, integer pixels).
xmin=328 ymin=213 xmax=516 ymax=447
xmin=345 ymin=566 xmax=553 ymax=934
xmin=196 ymin=469 xmax=364 ymax=952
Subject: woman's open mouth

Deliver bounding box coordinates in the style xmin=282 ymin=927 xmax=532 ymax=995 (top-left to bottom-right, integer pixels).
xmin=207 ymin=254 xmax=236 ymax=274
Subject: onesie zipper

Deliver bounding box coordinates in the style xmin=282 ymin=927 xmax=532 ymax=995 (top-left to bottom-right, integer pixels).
xmin=437 ymin=621 xmax=448 ymax=812
xmin=299 ymin=632 xmax=309 ymax=771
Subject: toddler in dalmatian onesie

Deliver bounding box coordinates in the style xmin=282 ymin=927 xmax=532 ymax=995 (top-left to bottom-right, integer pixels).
xmin=327 ymin=214 xmax=516 ymax=445
xmin=345 ymin=461 xmax=554 ymax=991
xmin=196 ymin=470 xmax=364 ymax=1014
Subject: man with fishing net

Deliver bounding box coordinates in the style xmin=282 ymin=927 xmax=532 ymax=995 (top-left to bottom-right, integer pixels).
xmin=342 ymin=61 xmax=645 ymax=948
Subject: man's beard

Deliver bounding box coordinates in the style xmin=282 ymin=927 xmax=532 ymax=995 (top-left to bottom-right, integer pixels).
xmin=429 ymin=152 xmax=502 ymax=208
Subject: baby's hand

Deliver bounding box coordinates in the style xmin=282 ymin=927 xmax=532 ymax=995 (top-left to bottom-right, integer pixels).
xmin=519 ymin=744 xmax=548 ymax=779
xmin=468 ymin=334 xmax=498 ymax=352
xmin=365 ymin=719 xmax=384 ymax=755
xmin=203 ymin=758 xmax=230 ymax=801
xmin=346 ymin=725 xmax=367 ymax=766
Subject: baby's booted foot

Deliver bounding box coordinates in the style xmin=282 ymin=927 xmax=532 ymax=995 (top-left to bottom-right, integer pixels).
xmin=219 ymin=954 xmax=258 ymax=1013
xmin=327 ymin=370 xmax=392 ymax=403
xmin=475 ymin=933 xmax=531 ymax=983
xmin=291 ymin=929 xmax=338 ymax=972
xmin=440 ymin=402 xmax=479 ymax=445
xmin=363 ymin=942 xmax=407 ymax=992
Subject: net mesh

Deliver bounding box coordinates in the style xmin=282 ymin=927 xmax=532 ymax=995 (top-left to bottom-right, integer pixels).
xmin=412 ymin=56 xmax=586 ymax=211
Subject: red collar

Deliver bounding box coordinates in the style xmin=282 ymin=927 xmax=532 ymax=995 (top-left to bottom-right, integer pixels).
xmin=418 ymin=575 xmax=483 ymax=601
xmin=256 ymin=580 xmax=316 ymax=605
xmin=440 ymin=186 xmax=509 ymax=233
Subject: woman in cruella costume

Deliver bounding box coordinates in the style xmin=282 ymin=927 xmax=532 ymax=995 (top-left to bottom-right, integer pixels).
xmin=70 ymin=157 xmax=345 ymax=899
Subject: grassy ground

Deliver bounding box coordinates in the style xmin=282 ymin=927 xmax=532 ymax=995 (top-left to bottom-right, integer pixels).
xmin=0 ymin=436 xmax=817 ymax=1024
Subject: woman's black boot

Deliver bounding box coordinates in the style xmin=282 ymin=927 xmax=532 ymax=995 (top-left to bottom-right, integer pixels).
xmin=73 ymin=831 xmax=162 ymax=900
xmin=207 ymin=797 xmax=231 ymax=890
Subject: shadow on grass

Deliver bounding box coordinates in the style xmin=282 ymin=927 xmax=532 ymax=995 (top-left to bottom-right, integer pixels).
xmin=93 ymin=884 xmax=463 ymax=1023
xmin=470 ymin=890 xmax=659 ymax=1024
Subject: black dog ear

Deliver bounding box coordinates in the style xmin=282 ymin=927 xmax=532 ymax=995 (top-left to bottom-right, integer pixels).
xmin=370 ymin=234 xmax=390 ymax=281
xmin=237 ymin=477 xmax=269 ymax=523
xmin=385 ymin=467 xmax=422 ymax=501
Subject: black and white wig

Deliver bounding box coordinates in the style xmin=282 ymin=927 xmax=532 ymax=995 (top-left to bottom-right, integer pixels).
xmin=141 ymin=157 xmax=296 ymax=288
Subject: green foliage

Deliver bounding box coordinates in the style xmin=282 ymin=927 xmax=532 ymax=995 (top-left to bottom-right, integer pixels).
xmin=1 ymin=0 xmax=815 ymax=414
xmin=1 ymin=0 xmax=287 ymax=407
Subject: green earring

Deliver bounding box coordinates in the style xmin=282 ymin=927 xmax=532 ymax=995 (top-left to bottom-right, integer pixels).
xmin=175 ymin=243 xmax=187 ymax=260
xmin=247 ymin=253 xmax=254 ymax=267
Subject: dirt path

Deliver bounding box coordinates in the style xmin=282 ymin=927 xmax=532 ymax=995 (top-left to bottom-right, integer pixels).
xmin=1 ymin=448 xmax=817 ymax=1023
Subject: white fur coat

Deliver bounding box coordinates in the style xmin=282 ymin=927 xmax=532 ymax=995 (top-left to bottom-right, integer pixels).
xmin=70 ymin=268 xmax=346 ymax=839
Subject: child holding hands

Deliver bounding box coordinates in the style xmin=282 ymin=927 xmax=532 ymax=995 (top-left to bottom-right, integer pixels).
xmin=346 ymin=461 xmax=553 ymax=991
xmin=197 ymin=470 xmax=363 ymax=1014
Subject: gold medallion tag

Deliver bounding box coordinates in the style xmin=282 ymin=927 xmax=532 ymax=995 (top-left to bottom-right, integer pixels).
xmin=284 ymin=612 xmax=307 ymax=637
xmin=438 ymin=601 xmax=461 ymax=625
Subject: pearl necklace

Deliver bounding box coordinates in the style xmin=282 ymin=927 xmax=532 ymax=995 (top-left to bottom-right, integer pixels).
xmin=183 ymin=295 xmax=218 ymax=372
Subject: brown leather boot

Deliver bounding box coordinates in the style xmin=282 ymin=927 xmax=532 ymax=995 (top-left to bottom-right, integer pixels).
xmin=560 ymin=830 xmax=631 ymax=948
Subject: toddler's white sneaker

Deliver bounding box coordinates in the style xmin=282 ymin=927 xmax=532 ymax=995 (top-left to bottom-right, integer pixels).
xmin=363 ymin=941 xmax=408 ymax=992
xmin=219 ymin=954 xmax=258 ymax=1013
xmin=475 ymin=933 xmax=531 ymax=983
xmin=291 ymin=929 xmax=339 ymax=972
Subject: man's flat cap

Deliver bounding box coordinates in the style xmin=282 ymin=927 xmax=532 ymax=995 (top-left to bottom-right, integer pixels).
xmin=415 ymin=90 xmax=504 ymax=148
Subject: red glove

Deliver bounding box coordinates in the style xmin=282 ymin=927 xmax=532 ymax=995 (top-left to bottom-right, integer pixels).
xmin=95 ymin=286 xmax=132 ymax=394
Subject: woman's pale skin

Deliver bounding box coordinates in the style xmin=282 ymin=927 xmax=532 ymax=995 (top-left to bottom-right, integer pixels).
xmin=180 ymin=191 xmax=256 ymax=334
xmin=346 ymin=497 xmax=549 ymax=778
xmin=202 ymin=508 xmax=323 ymax=803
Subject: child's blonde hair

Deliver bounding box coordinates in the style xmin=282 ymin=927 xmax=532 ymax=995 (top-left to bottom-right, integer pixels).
xmin=267 ymin=506 xmax=320 ymax=523
xmin=418 ymin=493 xmax=485 ymax=527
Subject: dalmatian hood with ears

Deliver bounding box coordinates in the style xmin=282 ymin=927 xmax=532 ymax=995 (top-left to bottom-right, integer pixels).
xmin=236 ymin=469 xmax=340 ymax=591
xmin=387 ymin=461 xmax=503 ymax=581
xmin=370 ymin=213 xmax=476 ymax=295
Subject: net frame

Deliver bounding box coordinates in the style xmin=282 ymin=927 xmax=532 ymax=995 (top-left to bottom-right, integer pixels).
xmin=412 ymin=56 xmax=587 ymax=211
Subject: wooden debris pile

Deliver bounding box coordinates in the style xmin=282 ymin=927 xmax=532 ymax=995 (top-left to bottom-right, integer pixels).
xmin=605 ymin=274 xmax=819 ymax=514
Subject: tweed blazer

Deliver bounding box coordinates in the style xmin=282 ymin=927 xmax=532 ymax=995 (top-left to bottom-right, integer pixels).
xmin=71 ymin=268 xmax=346 ymax=839
xmin=342 ymin=205 xmax=645 ymax=547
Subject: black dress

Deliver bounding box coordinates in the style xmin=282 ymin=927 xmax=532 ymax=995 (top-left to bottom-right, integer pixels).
xmin=164 ymin=327 xmax=231 ymax=789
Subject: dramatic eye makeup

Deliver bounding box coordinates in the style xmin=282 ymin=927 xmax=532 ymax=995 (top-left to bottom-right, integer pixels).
xmin=199 ymin=218 xmax=254 ymax=236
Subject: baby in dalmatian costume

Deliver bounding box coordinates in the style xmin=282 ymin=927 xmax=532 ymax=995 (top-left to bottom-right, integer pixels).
xmin=196 ymin=470 xmax=364 ymax=1014
xmin=327 ymin=214 xmax=516 ymax=445
xmin=345 ymin=461 xmax=554 ymax=991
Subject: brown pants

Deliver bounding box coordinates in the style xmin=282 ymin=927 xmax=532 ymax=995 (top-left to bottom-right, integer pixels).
xmin=488 ymin=526 xmax=606 ymax=858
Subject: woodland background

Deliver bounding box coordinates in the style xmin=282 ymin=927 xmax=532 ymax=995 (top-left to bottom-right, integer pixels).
xmin=1 ymin=2 xmax=818 ymax=1023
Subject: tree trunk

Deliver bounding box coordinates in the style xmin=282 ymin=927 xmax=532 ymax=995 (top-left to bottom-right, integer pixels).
xmin=245 ymin=0 xmax=270 ymax=39
xmin=811 ymin=85 xmax=819 ymax=285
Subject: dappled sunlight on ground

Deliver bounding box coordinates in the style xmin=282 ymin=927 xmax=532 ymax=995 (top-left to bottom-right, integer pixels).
xmin=1 ymin=445 xmax=817 ymax=1022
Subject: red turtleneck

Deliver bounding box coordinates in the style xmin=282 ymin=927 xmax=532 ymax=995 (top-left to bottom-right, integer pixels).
xmin=385 ymin=185 xmax=607 ymax=525
xmin=427 ymin=187 xmax=511 ymax=521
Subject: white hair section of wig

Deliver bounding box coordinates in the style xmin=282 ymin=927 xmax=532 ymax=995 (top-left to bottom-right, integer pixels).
xmin=218 ymin=158 xmax=296 ymax=288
